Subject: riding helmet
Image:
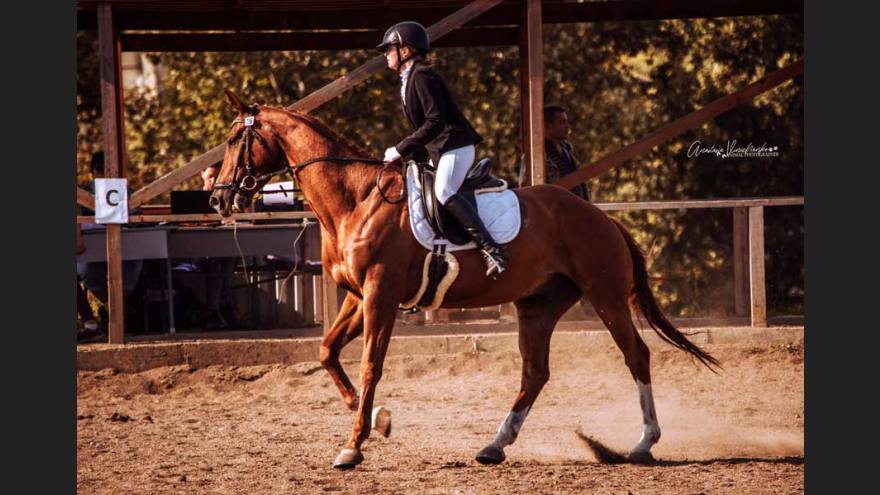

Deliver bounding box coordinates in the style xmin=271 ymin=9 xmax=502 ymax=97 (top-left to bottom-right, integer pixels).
xmin=376 ymin=21 xmax=430 ymax=53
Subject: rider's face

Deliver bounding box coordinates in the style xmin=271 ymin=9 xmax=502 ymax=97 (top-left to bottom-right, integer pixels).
xmin=385 ymin=45 xmax=400 ymax=70
xmin=385 ymin=45 xmax=413 ymax=70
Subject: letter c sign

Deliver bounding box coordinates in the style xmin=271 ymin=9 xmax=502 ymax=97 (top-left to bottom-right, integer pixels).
xmin=106 ymin=190 xmax=120 ymax=206
xmin=94 ymin=178 xmax=129 ymax=224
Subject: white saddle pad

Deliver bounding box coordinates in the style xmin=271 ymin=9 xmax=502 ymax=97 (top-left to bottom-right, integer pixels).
xmin=406 ymin=164 xmax=522 ymax=252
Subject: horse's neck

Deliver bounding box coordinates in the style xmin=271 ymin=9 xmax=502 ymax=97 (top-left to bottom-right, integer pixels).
xmin=282 ymin=126 xmax=376 ymax=240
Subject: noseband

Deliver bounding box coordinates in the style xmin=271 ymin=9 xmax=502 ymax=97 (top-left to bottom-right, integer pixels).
xmin=212 ymin=111 xmax=284 ymax=196
xmin=212 ymin=109 xmax=404 ymax=204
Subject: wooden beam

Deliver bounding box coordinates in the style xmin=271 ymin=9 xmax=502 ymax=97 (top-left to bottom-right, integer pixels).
xmin=77 ymin=187 xmax=95 ymax=210
xmin=98 ymin=2 xmax=126 ymax=344
xmin=77 ymin=211 xmax=316 ymax=224
xmin=556 ymin=59 xmax=804 ymax=190
xmin=121 ymin=27 xmax=518 ymax=52
xmin=525 ymin=0 xmax=545 ymax=186
xmin=128 ymin=0 xmax=505 ymax=209
xmin=733 ymin=207 xmax=749 ymax=317
xmin=748 ymin=206 xmax=767 ymax=327
xmin=128 ymin=143 xmax=223 ymax=209
xmin=595 ymin=196 xmax=803 ymax=211
xmin=78 ymin=1 xmax=803 ymax=32
xmin=541 ymin=0 xmax=803 ymax=25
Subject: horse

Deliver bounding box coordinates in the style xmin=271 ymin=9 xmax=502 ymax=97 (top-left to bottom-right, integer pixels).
xmin=210 ymin=90 xmax=719 ymax=469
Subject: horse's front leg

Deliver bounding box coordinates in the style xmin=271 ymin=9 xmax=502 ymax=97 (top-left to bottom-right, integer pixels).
xmin=332 ymin=280 xmax=400 ymax=469
xmin=319 ymin=291 xmax=364 ymax=411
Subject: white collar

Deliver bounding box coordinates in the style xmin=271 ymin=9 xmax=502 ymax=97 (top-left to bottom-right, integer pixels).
xmin=399 ymin=63 xmax=413 ymax=81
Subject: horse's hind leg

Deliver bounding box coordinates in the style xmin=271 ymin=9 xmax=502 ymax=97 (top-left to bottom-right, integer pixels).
xmin=475 ymin=275 xmax=581 ymax=465
xmin=320 ymin=292 xmax=364 ymax=411
xmin=581 ymin=291 xmax=660 ymax=462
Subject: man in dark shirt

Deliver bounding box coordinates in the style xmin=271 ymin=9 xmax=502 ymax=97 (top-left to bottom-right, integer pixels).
xmin=519 ymin=105 xmax=591 ymax=201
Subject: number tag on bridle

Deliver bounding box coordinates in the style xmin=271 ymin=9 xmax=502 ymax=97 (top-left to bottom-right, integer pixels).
xmin=244 ymin=116 xmax=255 ymax=127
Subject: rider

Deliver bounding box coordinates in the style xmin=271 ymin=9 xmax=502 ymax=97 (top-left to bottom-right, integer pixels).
xmin=378 ymin=21 xmax=509 ymax=276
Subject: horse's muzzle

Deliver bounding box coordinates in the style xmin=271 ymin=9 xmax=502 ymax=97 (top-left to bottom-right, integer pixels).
xmin=209 ymin=189 xmax=234 ymax=217
xmin=232 ymin=193 xmax=252 ymax=213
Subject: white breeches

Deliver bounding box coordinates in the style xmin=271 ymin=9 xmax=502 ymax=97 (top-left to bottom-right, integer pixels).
xmin=432 ymin=145 xmax=475 ymax=204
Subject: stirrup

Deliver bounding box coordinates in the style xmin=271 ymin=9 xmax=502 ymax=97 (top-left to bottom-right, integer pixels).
xmin=481 ymin=250 xmax=507 ymax=277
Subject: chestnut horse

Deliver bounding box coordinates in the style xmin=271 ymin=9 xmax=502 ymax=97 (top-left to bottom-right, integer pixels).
xmin=211 ymin=91 xmax=719 ymax=469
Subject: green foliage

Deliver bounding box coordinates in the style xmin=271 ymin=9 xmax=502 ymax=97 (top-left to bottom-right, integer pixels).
xmin=75 ymin=14 xmax=803 ymax=317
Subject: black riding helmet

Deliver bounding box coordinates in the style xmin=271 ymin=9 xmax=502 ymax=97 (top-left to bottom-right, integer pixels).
xmin=376 ymin=21 xmax=430 ymax=54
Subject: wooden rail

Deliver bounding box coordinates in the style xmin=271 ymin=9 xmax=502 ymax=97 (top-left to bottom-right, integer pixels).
xmin=594 ymin=196 xmax=803 ymax=211
xmin=76 ymin=211 xmax=317 ymax=224
xmin=597 ymin=196 xmax=803 ymax=327
xmin=77 ymin=196 xmax=800 ymax=339
xmin=434 ymin=196 xmax=803 ymax=328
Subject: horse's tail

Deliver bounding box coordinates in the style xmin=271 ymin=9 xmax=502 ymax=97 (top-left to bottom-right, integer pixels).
xmin=609 ymin=217 xmax=721 ymax=372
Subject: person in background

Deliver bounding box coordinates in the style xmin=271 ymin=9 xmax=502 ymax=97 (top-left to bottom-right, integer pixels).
xmin=76 ymin=220 xmax=101 ymax=342
xmin=518 ymin=105 xmax=591 ymax=201
xmin=202 ymin=165 xmax=219 ymax=192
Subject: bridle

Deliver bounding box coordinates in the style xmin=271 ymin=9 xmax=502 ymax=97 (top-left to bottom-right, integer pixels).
xmin=212 ymin=108 xmax=405 ymax=204
xmin=212 ymin=108 xmax=283 ymax=196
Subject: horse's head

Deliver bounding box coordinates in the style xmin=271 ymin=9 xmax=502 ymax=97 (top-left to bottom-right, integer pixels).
xmin=210 ymin=90 xmax=289 ymax=217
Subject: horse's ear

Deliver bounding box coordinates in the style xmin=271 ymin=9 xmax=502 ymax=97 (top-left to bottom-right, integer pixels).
xmin=225 ymin=90 xmax=247 ymax=114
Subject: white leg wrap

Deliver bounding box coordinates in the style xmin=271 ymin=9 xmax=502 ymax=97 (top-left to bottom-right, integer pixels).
xmin=632 ymin=380 xmax=661 ymax=454
xmin=490 ymin=406 xmax=531 ymax=450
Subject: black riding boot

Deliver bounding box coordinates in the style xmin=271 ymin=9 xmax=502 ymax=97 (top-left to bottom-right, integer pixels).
xmin=443 ymin=193 xmax=510 ymax=276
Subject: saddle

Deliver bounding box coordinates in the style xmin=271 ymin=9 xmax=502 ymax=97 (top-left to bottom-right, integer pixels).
xmin=416 ymin=157 xmax=508 ymax=245
xmin=400 ymin=158 xmax=521 ymax=313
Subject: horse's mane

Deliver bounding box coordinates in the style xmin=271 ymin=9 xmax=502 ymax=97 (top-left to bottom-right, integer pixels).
xmin=272 ymin=106 xmax=377 ymax=160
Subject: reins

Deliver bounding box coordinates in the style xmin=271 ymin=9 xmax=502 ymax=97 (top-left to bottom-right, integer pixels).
xmin=213 ymin=109 xmax=405 ymax=204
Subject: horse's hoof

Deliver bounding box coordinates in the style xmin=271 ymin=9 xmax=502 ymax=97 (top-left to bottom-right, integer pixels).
xmin=332 ymin=448 xmax=364 ymax=469
xmin=475 ymin=445 xmax=506 ymax=465
xmin=628 ymin=450 xmax=656 ymax=464
xmin=372 ymin=406 xmax=392 ymax=438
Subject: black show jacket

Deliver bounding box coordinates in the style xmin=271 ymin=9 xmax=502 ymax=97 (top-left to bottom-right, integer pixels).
xmin=396 ymin=62 xmax=483 ymax=166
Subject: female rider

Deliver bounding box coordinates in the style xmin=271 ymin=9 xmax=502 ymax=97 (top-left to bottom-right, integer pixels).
xmin=378 ymin=21 xmax=509 ymax=276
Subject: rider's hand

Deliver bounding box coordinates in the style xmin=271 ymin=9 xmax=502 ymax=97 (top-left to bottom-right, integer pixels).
xmin=201 ymin=166 xmax=219 ymax=191
xmin=383 ymin=146 xmax=402 ymax=164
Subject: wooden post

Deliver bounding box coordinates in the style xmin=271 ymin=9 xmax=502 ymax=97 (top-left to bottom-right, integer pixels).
xmin=315 ymin=275 xmax=325 ymax=324
xmin=321 ymin=272 xmax=339 ymax=336
xmin=748 ymin=206 xmax=767 ymax=327
xmin=517 ymin=9 xmax=531 ymax=184
xmin=302 ymin=274 xmax=315 ymax=325
xmin=524 ymin=0 xmax=545 ymax=186
xmin=98 ymin=3 xmax=126 ymax=344
xmin=733 ymin=207 xmax=749 ymax=317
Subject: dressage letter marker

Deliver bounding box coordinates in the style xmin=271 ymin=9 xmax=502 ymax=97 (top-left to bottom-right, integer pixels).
xmin=94 ymin=178 xmax=129 ymax=224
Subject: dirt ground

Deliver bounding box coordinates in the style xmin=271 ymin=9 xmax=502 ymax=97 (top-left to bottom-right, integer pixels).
xmin=77 ymin=331 xmax=804 ymax=494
